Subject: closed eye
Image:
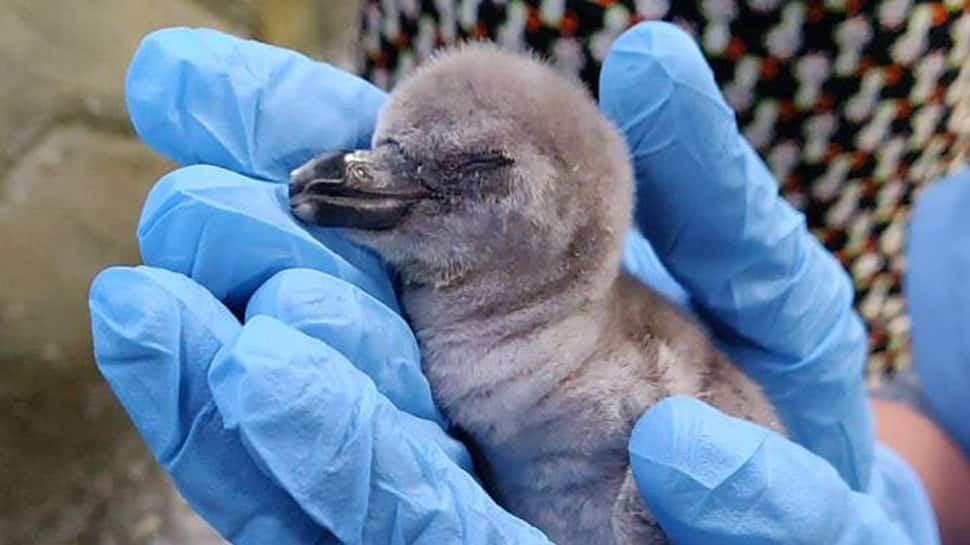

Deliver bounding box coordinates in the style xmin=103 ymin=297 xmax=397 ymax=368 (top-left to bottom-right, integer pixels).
xmin=458 ymin=151 xmax=514 ymax=174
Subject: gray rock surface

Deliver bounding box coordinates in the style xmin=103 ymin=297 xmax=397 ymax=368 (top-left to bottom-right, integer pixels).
xmin=0 ymin=125 xmax=197 ymax=545
xmin=0 ymin=1 xmax=360 ymax=543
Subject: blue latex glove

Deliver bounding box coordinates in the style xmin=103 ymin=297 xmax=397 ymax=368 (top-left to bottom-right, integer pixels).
xmin=599 ymin=23 xmax=937 ymax=544
xmin=88 ymin=23 xmax=938 ymax=545
xmin=906 ymin=168 xmax=970 ymax=458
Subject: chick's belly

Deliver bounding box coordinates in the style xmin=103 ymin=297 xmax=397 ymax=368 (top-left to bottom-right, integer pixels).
xmin=475 ymin=409 xmax=632 ymax=540
xmin=488 ymin=448 xmax=628 ymax=543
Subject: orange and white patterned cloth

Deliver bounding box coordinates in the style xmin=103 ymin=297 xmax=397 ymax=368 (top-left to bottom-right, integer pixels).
xmin=358 ymin=0 xmax=970 ymax=378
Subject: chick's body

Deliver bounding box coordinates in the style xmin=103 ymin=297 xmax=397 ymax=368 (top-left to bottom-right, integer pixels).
xmin=406 ymin=270 xmax=775 ymax=545
xmin=290 ymin=44 xmax=778 ymax=545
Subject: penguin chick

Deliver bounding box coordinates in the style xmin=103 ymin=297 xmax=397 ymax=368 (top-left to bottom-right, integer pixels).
xmin=289 ymin=43 xmax=779 ymax=545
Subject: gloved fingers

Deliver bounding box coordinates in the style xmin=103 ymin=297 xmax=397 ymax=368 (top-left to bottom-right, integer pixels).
xmin=905 ymin=169 xmax=970 ymax=456
xmin=620 ymin=229 xmax=690 ymax=310
xmin=89 ymin=266 xmax=331 ymax=544
xmin=629 ymin=396 xmax=934 ymax=545
xmin=126 ymin=27 xmax=386 ymax=182
xmin=245 ymin=267 xmax=448 ymax=429
xmin=869 ymin=444 xmax=942 ymax=545
xmin=716 ymin=324 xmax=871 ymax=490
xmin=599 ymin=21 xmax=872 ymax=490
xmin=138 ymin=164 xmax=398 ymax=313
xmin=210 ymin=315 xmax=553 ymax=545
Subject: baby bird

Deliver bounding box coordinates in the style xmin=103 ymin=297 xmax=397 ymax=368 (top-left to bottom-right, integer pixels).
xmin=289 ymin=44 xmax=778 ymax=545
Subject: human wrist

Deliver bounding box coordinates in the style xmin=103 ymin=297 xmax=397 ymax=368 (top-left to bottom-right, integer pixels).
xmin=874 ymin=399 xmax=969 ymax=545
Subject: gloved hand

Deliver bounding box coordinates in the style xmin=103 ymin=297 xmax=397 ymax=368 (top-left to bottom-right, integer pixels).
xmin=89 ymin=23 xmax=937 ymax=545
xmin=906 ymin=168 xmax=970 ymax=458
xmin=598 ymin=23 xmax=937 ymax=544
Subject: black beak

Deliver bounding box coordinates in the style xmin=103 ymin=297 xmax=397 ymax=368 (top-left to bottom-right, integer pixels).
xmin=289 ymin=149 xmax=428 ymax=230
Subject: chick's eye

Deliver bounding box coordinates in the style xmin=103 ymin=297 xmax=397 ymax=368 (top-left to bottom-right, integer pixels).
xmin=457 ymin=151 xmax=514 ymax=175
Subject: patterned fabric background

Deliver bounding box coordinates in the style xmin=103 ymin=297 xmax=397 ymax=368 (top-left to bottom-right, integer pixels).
xmin=358 ymin=0 xmax=970 ymax=379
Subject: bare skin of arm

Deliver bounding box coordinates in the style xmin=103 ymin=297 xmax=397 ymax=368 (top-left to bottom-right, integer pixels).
xmin=872 ymin=399 xmax=970 ymax=545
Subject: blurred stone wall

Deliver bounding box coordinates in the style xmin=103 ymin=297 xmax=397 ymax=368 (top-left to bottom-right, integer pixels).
xmin=0 ymin=1 xmax=360 ymax=544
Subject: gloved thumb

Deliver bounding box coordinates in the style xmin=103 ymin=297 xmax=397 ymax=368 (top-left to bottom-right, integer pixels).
xmin=629 ymin=396 xmax=913 ymax=545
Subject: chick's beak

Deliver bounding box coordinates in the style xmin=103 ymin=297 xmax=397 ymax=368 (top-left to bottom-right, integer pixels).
xmin=289 ymin=148 xmax=428 ymax=230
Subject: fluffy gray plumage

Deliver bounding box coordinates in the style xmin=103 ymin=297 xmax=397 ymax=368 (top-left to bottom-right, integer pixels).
xmin=289 ymin=43 xmax=779 ymax=545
